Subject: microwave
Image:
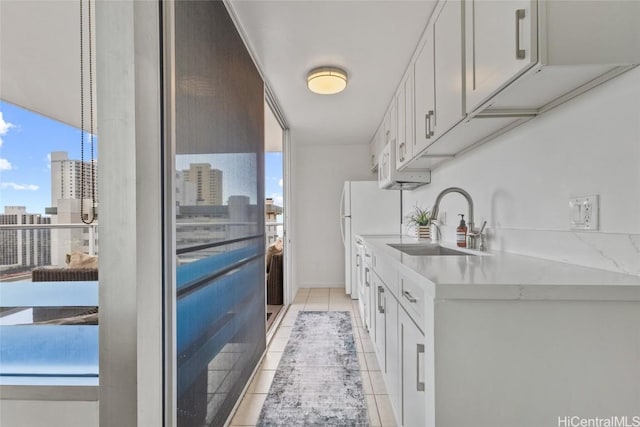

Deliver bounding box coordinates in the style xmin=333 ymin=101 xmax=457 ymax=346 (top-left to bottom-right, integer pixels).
xmin=378 ymin=142 xmax=431 ymax=190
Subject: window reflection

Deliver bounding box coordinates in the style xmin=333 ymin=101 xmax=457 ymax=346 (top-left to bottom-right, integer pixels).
xmin=176 ymin=153 xmax=260 ymax=261
xmin=172 ymin=1 xmax=266 ymax=425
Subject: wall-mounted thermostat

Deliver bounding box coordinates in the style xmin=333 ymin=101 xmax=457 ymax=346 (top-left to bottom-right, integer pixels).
xmin=569 ymin=195 xmax=599 ymax=231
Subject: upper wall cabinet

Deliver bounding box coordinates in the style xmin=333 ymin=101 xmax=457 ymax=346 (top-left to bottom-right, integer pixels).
xmin=414 ymin=0 xmax=464 ymax=156
xmin=466 ymin=0 xmax=640 ymax=114
xmin=465 ymin=0 xmax=537 ymax=113
xmin=395 ymin=69 xmax=413 ymax=170
xmin=370 ymin=125 xmax=383 ymax=172
xmin=376 ymin=0 xmax=640 ymax=174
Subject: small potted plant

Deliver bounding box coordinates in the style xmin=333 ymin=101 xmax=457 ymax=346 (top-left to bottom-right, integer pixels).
xmin=407 ymin=206 xmax=432 ymax=240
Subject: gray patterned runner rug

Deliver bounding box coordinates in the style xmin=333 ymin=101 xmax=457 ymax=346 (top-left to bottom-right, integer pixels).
xmin=257 ymin=311 xmax=369 ymax=426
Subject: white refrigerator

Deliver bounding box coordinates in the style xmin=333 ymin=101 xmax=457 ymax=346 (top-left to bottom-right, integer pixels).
xmin=340 ymin=181 xmax=401 ymax=299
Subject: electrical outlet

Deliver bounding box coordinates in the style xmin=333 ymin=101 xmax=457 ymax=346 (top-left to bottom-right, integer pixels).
xmin=569 ymin=195 xmax=599 ymax=231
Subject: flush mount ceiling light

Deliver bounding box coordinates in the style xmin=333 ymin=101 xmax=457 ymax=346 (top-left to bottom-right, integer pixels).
xmin=307 ymin=66 xmax=348 ymax=95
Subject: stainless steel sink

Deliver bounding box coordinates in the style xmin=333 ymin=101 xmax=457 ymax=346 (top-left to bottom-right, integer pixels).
xmin=387 ymin=243 xmax=475 ymax=256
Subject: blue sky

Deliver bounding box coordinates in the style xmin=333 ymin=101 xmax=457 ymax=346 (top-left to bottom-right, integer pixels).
xmin=0 ymin=101 xmax=85 ymax=214
xmin=0 ymin=101 xmax=283 ymax=214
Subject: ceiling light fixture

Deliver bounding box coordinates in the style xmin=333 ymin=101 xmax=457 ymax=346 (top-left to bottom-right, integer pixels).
xmin=307 ymin=66 xmax=348 ymax=95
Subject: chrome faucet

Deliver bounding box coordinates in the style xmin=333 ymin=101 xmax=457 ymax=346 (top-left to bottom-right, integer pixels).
xmin=430 ymin=187 xmax=485 ymax=250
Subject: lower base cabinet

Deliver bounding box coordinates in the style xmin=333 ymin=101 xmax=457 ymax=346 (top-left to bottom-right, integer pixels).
xmin=385 ymin=294 xmax=401 ymax=424
xmin=373 ymin=275 xmax=387 ymax=370
xmin=400 ymin=307 xmax=426 ymax=427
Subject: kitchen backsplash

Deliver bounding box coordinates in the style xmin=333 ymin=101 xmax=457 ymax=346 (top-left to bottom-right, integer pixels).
xmin=427 ymin=224 xmax=640 ymax=276
xmin=403 ymin=67 xmax=640 ymax=277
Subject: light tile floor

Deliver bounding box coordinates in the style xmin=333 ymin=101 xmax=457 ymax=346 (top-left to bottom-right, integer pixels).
xmin=230 ymin=287 xmax=395 ymax=426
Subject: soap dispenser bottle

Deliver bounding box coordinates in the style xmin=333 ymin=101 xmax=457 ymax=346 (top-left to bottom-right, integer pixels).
xmin=456 ymin=214 xmax=467 ymax=248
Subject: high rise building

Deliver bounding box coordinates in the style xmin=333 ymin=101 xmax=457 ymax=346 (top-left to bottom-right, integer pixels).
xmin=50 ymin=151 xmax=99 ymax=208
xmin=182 ymin=163 xmax=223 ymax=206
xmin=175 ymin=171 xmax=197 ymax=206
xmin=0 ymin=206 xmax=51 ymax=271
xmin=48 ymin=151 xmax=99 ymax=266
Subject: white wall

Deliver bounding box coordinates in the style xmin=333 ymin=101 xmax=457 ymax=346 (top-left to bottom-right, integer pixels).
xmin=290 ymin=142 xmax=374 ymax=292
xmin=0 ymin=401 xmax=98 ymax=427
xmin=404 ymin=67 xmax=640 ymax=276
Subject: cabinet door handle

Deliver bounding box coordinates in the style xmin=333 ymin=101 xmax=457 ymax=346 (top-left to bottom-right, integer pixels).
xmin=403 ymin=290 xmax=417 ymax=303
xmin=416 ymin=343 xmax=425 ymax=392
xmin=356 ymin=254 xmax=361 ymax=267
xmin=430 ymin=110 xmax=435 ymax=137
xmin=425 ymin=113 xmax=431 ymax=140
xmin=365 ymin=268 xmax=370 ymax=287
xmin=426 ymin=110 xmax=435 ymax=138
xmin=377 ymin=286 xmax=385 ymax=313
xmin=399 ymin=142 xmax=405 ymax=162
xmin=515 ymin=9 xmax=526 ymax=60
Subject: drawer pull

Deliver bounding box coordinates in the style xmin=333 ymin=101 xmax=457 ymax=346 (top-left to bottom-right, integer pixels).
xmin=403 ymin=290 xmax=418 ymax=303
xmin=515 ymin=9 xmax=526 ymax=60
xmin=365 ymin=268 xmax=370 ymax=287
xmin=417 ymin=343 xmax=425 ymax=392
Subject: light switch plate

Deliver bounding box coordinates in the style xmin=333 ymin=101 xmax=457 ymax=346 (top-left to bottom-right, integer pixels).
xmin=569 ymin=195 xmax=599 ymax=231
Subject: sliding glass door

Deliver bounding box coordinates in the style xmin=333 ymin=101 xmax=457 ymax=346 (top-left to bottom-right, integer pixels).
xmin=166 ymin=1 xmax=266 ymax=425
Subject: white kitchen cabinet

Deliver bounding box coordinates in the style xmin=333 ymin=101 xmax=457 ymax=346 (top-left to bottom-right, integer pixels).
xmin=465 ymin=0 xmax=640 ymax=114
xmin=413 ymin=30 xmax=435 ymax=156
xmin=414 ymin=0 xmax=464 ymax=155
xmin=363 ymin=246 xmax=374 ymax=332
xmin=377 ymin=142 xmax=391 ymax=187
xmin=375 ymin=0 xmax=640 ymax=174
xmin=398 ymin=272 xmax=426 ymax=328
xmin=395 ymin=69 xmax=414 ymax=170
xmin=371 ymin=270 xmax=402 ymax=426
xmin=385 ymin=292 xmax=401 ymax=425
xmin=373 ymin=274 xmax=386 ymax=371
xmin=400 ymin=306 xmax=426 ymax=427
xmin=433 ymin=0 xmax=464 ymax=135
xmin=369 ymin=127 xmax=380 ymax=172
xmin=384 ymin=100 xmax=397 ymax=149
xmin=465 ymin=0 xmax=537 ymax=113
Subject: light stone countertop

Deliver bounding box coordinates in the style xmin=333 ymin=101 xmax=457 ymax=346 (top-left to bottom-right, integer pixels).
xmin=359 ymin=234 xmax=640 ymax=301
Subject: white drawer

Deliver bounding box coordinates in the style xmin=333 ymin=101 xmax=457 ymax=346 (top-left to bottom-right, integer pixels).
xmin=373 ymin=252 xmax=399 ymax=297
xmin=398 ymin=271 xmax=425 ymax=330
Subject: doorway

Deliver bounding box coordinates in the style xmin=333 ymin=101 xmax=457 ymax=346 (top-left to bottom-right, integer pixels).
xmin=264 ymin=99 xmax=287 ymax=331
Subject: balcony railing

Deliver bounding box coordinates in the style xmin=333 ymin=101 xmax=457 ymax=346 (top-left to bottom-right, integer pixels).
xmin=0 ymin=220 xmax=276 ymax=386
xmin=0 ymin=223 xmax=99 ymax=282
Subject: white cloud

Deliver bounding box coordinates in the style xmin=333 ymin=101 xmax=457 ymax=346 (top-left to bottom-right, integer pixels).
xmin=46 ymin=153 xmax=51 ymax=169
xmin=0 ymin=182 xmax=39 ymax=191
xmin=0 ymin=158 xmax=12 ymax=170
xmin=0 ymin=112 xmax=15 ymax=147
xmin=278 ymin=179 xmax=283 ymax=188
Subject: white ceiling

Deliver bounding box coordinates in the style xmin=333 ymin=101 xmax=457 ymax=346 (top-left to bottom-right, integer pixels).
xmin=0 ymin=1 xmax=95 ymax=132
xmin=228 ymin=0 xmax=437 ymax=146
xmin=1 ymin=1 xmax=436 ymax=147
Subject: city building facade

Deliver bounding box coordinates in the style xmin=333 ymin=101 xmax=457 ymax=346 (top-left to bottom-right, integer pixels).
xmin=48 ymin=151 xmax=99 ymax=265
xmin=182 ymin=163 xmax=223 ymax=206
xmin=0 ymin=206 xmax=51 ymax=272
